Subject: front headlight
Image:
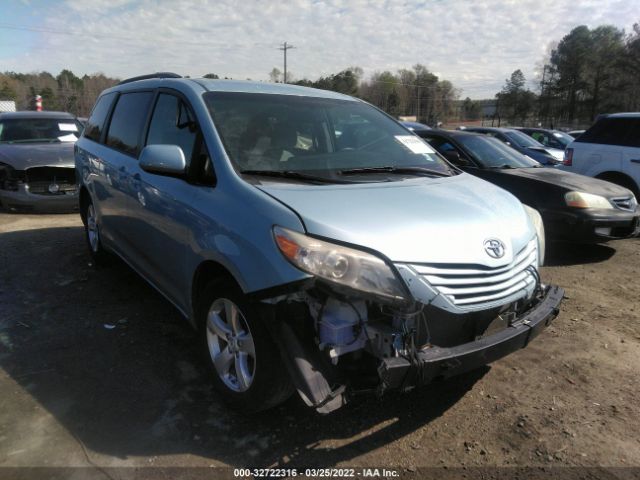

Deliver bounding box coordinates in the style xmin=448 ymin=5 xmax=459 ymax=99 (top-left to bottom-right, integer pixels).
xmin=523 ymin=205 xmax=545 ymax=266
xmin=273 ymin=226 xmax=406 ymax=301
xmin=565 ymin=191 xmax=613 ymax=209
xmin=0 ymin=162 xmax=21 ymax=191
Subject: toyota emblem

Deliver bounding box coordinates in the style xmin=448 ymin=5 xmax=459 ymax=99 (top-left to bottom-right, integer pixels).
xmin=484 ymin=239 xmax=506 ymax=259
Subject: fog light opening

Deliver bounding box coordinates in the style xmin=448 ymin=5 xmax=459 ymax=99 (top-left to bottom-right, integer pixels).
xmin=595 ymin=227 xmax=612 ymax=236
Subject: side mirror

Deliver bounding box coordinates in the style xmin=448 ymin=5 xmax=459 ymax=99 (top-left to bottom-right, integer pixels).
xmin=139 ymin=145 xmax=186 ymax=177
xmin=443 ymin=150 xmax=469 ymax=166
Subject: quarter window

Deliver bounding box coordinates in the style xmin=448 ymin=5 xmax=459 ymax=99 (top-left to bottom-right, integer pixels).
xmin=105 ymin=92 xmax=154 ymax=155
xmin=84 ymin=92 xmax=116 ymax=143
xmin=578 ymin=117 xmax=637 ymax=146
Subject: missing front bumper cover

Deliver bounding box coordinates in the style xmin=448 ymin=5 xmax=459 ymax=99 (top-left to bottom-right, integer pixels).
xmin=377 ymin=285 xmax=564 ymax=392
xmin=262 ymin=282 xmax=563 ymax=414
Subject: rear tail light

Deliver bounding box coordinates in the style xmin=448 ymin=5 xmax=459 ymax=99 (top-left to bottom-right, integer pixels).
xmin=563 ymin=148 xmax=573 ymax=166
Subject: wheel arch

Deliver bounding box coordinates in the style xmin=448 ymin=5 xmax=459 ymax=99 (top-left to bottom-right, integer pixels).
xmin=190 ymin=260 xmax=243 ymax=327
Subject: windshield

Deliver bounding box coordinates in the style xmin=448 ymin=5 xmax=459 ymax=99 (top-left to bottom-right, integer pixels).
xmin=0 ymin=118 xmax=83 ymax=143
xmin=204 ymin=92 xmax=452 ymax=181
xmin=504 ymin=130 xmax=545 ymax=148
xmin=551 ymin=131 xmax=574 ymax=147
xmin=457 ymin=135 xmax=540 ymax=168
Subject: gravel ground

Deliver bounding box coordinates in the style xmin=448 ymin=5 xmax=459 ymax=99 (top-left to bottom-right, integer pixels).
xmin=0 ymin=213 xmax=639 ymax=477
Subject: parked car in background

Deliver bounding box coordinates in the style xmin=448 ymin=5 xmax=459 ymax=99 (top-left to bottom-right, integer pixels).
xmin=401 ymin=121 xmax=431 ymax=132
xmin=0 ymin=111 xmax=82 ymax=212
xmin=416 ymin=129 xmax=640 ymax=244
xmin=568 ymin=130 xmax=585 ymax=139
xmin=514 ymin=127 xmax=574 ymax=150
xmin=463 ymin=126 xmax=563 ymax=166
xmin=76 ymin=74 xmax=563 ymax=414
xmin=563 ymin=113 xmax=640 ymax=199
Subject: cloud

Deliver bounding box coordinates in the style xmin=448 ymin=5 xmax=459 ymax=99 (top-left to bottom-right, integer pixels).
xmin=2 ymin=0 xmax=639 ymax=98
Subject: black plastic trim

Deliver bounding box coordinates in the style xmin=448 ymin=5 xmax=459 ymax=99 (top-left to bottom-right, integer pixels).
xmin=117 ymin=72 xmax=182 ymax=85
xmin=378 ymin=285 xmax=564 ymax=390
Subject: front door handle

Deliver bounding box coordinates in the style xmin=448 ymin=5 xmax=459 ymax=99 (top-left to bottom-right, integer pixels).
xmin=630 ymin=159 xmax=640 ymax=164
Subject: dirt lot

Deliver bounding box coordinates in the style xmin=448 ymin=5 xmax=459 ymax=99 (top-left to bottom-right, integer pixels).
xmin=1 ymin=213 xmax=639 ymax=477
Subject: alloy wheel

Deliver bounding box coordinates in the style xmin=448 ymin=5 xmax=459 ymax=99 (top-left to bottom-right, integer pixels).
xmin=206 ymin=298 xmax=256 ymax=392
xmin=86 ymin=204 xmax=99 ymax=253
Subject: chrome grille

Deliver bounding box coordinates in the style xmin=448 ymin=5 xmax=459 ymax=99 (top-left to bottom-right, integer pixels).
xmin=25 ymin=167 xmax=77 ymax=196
xmin=611 ymin=196 xmax=637 ymax=212
xmin=408 ymin=239 xmax=538 ymax=308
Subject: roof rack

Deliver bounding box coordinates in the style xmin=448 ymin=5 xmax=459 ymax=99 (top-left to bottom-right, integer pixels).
xmin=117 ymin=72 xmax=182 ymax=86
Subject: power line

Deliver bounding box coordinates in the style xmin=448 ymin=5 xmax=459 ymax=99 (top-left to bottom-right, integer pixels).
xmin=278 ymin=42 xmax=295 ymax=83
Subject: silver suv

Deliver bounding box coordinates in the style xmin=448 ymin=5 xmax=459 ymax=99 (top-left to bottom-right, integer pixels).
xmin=563 ymin=113 xmax=640 ymax=199
xmin=76 ymin=73 xmax=563 ymax=413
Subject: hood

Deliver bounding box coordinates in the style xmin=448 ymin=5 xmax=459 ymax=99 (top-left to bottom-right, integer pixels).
xmin=501 ymin=167 xmax=634 ymax=198
xmin=0 ymin=142 xmax=75 ymax=170
xmin=527 ymin=146 xmax=564 ymax=161
xmin=257 ymin=173 xmax=534 ymax=266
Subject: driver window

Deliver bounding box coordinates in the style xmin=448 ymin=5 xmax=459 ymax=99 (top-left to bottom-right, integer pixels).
xmin=147 ymin=94 xmax=197 ymax=161
xmin=147 ymin=93 xmax=215 ymax=185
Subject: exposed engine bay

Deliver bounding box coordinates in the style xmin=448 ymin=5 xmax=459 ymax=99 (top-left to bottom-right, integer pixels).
xmin=261 ymin=278 xmax=563 ymax=414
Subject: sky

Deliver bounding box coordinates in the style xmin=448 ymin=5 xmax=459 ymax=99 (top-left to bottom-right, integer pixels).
xmin=0 ymin=0 xmax=639 ymax=99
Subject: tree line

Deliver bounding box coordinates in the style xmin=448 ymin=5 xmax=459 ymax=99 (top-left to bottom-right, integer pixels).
xmin=3 ymin=19 xmax=638 ymax=126
xmin=0 ymin=70 xmax=119 ymax=117
xmin=273 ymin=64 xmax=460 ymax=126
xmin=496 ymin=21 xmax=640 ymax=127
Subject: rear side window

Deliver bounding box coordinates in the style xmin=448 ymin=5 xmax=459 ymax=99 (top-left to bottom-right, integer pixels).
xmin=578 ymin=117 xmax=638 ymax=146
xmin=106 ymin=92 xmax=154 ymax=156
xmin=84 ymin=92 xmax=116 ymax=142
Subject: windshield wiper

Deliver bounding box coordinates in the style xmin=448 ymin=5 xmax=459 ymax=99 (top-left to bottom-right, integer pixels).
xmin=240 ymin=169 xmax=353 ymax=184
xmin=488 ymin=164 xmax=516 ymax=169
xmin=339 ymin=166 xmax=451 ymax=177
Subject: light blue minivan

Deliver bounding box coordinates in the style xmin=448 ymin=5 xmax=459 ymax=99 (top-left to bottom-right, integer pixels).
xmin=76 ymin=73 xmax=563 ymax=413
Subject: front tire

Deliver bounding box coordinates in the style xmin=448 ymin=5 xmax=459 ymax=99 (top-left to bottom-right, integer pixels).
xmin=197 ymin=280 xmax=293 ymax=412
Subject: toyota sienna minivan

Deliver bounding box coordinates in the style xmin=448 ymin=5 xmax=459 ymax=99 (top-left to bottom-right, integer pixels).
xmin=76 ymin=73 xmax=563 ymax=413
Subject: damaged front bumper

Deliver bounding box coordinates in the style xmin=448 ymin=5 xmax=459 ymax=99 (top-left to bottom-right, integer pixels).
xmin=263 ymin=282 xmax=564 ymax=414
xmin=0 ymin=184 xmax=78 ymax=213
xmin=378 ymin=285 xmax=564 ymax=391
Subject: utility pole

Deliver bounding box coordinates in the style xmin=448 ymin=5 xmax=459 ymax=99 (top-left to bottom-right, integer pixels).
xmin=279 ymin=42 xmax=295 ymax=83
xmin=540 ymin=65 xmax=548 ymax=126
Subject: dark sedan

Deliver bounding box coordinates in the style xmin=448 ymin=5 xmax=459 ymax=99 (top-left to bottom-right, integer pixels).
xmin=415 ymin=129 xmax=640 ymax=243
xmin=0 ymin=111 xmax=82 ymax=212
xmin=463 ymin=126 xmax=563 ymax=166
xmin=514 ymin=127 xmax=575 ymax=150
xmin=401 ymin=121 xmax=431 ymax=133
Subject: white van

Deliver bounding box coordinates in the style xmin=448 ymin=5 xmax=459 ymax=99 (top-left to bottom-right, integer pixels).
xmin=563 ymin=113 xmax=640 ymax=199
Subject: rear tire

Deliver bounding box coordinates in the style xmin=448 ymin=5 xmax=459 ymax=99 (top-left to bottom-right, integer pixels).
xmin=81 ymin=197 xmax=112 ymax=266
xmin=197 ymin=280 xmax=293 ymax=412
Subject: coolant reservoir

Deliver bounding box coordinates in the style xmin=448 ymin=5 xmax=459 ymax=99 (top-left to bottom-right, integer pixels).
xmin=318 ymin=298 xmax=367 ymax=346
